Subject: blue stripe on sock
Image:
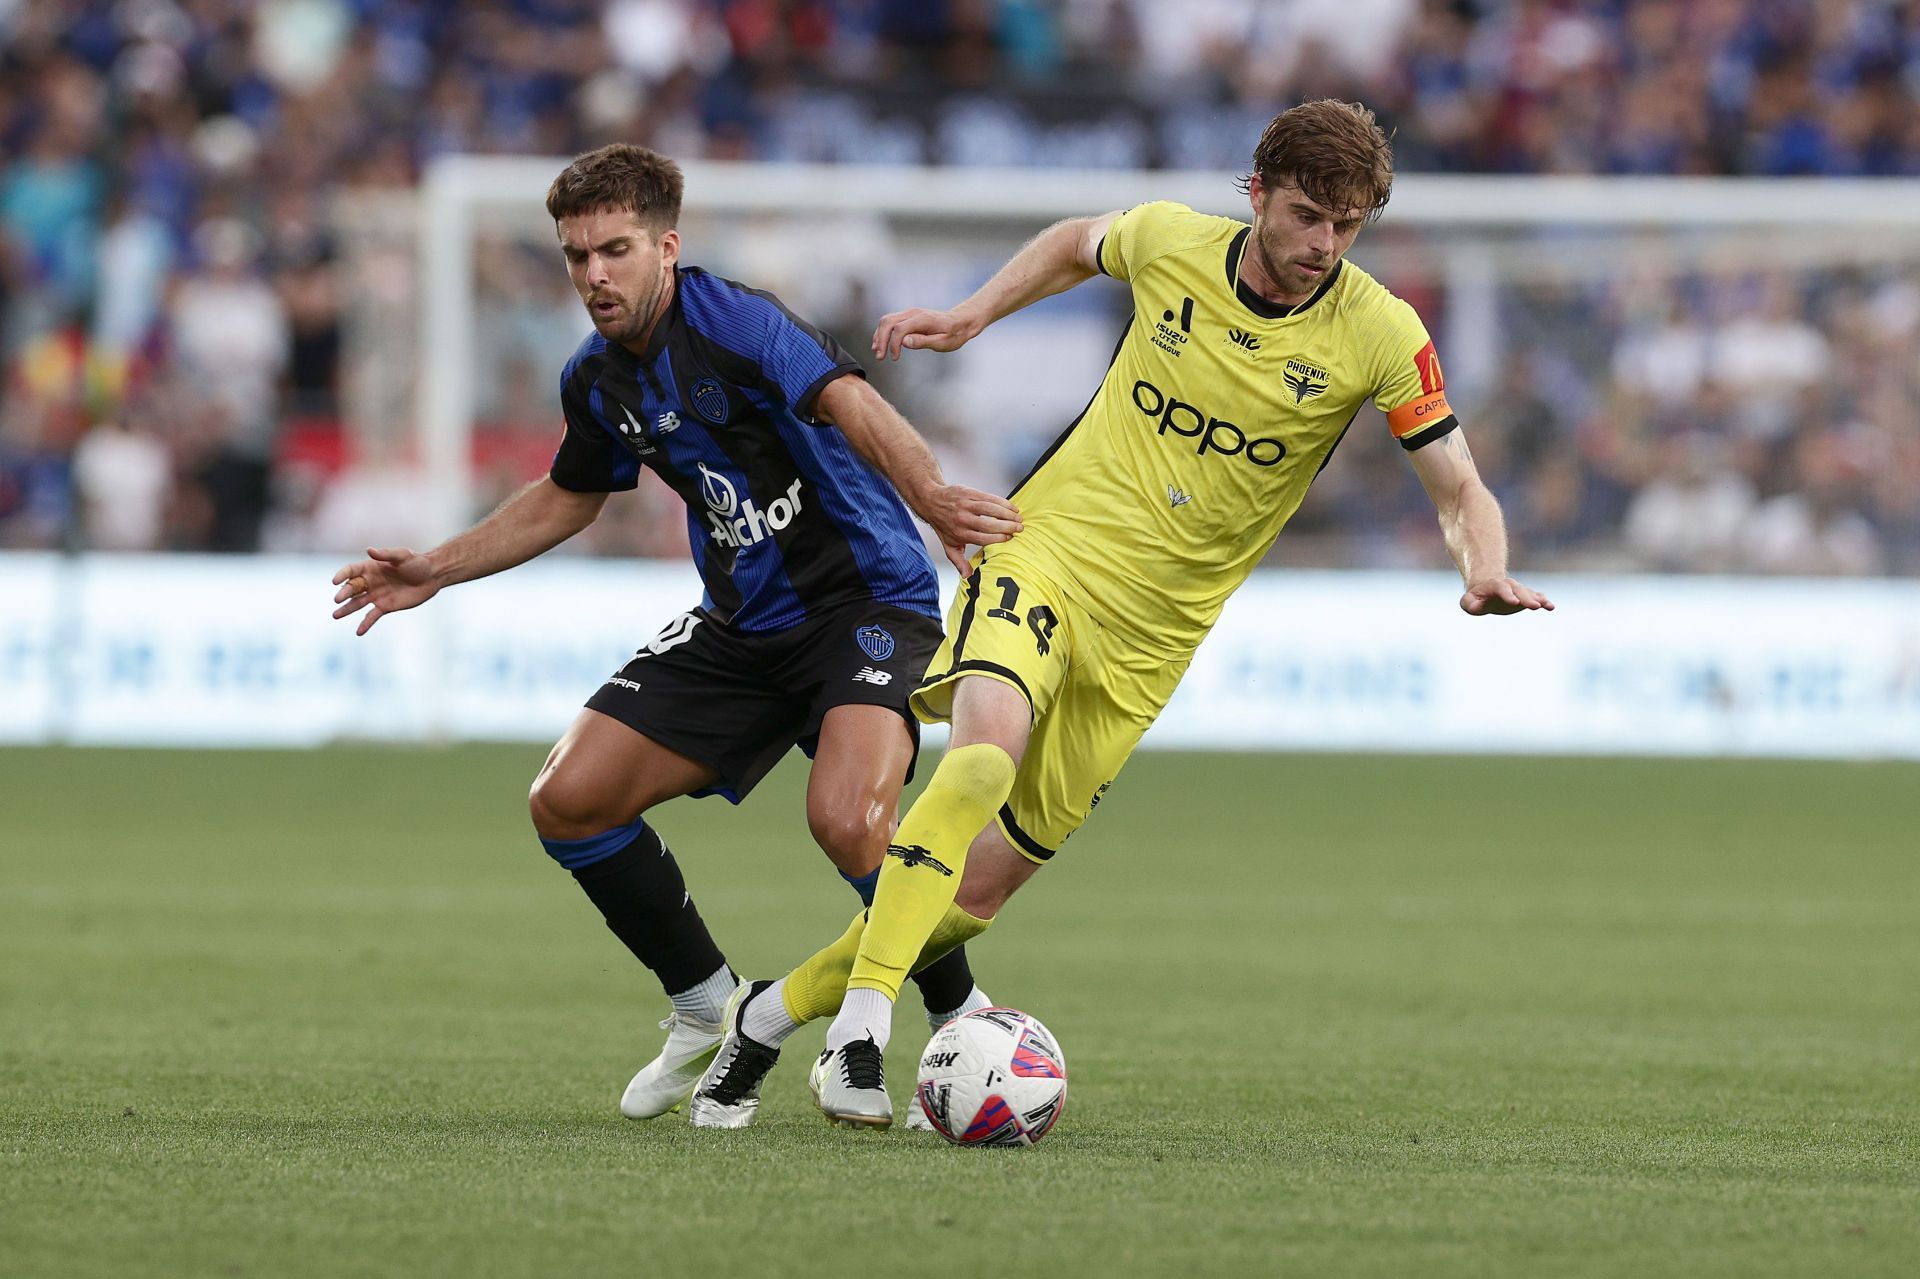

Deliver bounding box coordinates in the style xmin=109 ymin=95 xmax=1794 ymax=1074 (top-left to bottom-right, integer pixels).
xmin=541 ymin=815 xmax=653 ymax=870
xmin=841 ymin=866 xmax=879 ymax=906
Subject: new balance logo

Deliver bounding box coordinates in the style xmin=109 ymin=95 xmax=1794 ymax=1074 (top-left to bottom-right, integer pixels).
xmin=1228 ymin=328 xmax=1260 ymax=352
xmin=656 ymin=410 xmax=681 ymax=433
xmin=886 ymin=843 xmax=953 ymax=876
xmin=1167 ymin=484 xmax=1192 ymax=508
xmin=852 ymin=666 xmax=892 ymax=686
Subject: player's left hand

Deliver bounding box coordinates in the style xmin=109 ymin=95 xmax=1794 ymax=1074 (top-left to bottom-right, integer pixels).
xmin=1460 ymin=577 xmax=1554 ymax=616
xmin=920 ymin=484 xmax=1022 ymax=575
xmin=872 ymin=307 xmax=983 ymax=361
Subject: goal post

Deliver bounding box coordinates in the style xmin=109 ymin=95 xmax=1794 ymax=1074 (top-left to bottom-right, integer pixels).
xmin=415 ymin=157 xmax=1920 ymax=546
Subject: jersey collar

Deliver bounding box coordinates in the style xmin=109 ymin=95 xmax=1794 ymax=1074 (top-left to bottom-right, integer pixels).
xmin=1226 ymin=227 xmax=1341 ymax=321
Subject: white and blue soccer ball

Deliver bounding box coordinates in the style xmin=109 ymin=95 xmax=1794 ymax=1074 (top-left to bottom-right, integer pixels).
xmin=915 ymin=1007 xmax=1067 ymax=1147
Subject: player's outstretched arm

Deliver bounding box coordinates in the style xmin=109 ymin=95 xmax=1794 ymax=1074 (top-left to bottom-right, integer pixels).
xmin=330 ymin=477 xmax=607 ymax=635
xmin=1408 ymin=429 xmax=1555 ymax=616
xmin=872 ymin=210 xmax=1124 ymax=361
xmin=815 ymin=374 xmax=1021 ymax=575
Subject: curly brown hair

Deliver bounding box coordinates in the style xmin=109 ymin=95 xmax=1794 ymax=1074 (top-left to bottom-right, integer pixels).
xmin=545 ymin=144 xmax=683 ymax=234
xmin=1240 ymin=100 xmax=1394 ymax=224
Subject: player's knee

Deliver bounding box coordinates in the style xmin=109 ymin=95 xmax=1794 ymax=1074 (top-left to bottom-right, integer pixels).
xmin=953 ymin=876 xmax=1008 ymax=920
xmin=808 ymin=802 xmax=889 ymax=874
xmin=949 ymin=679 xmax=1032 ymax=763
xmin=528 ymin=766 xmax=633 ymax=843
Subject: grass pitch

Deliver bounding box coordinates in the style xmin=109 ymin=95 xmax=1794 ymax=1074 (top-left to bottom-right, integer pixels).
xmin=3 ymin=745 xmax=1916 ymax=1278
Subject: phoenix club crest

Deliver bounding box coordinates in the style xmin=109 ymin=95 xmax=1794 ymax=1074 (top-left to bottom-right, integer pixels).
xmin=1283 ymin=358 xmax=1330 ymax=404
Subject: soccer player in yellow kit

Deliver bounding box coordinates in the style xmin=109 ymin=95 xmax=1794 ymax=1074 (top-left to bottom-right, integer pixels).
xmin=691 ymin=100 xmax=1554 ymax=1128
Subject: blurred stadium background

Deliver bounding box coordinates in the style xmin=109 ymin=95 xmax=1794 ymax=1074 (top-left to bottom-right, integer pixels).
xmin=4 ymin=4 xmax=1919 ymax=1277
xmin=4 ymin=0 xmax=1918 ymax=754
xmin=3 ymin=0 xmax=1918 ymax=571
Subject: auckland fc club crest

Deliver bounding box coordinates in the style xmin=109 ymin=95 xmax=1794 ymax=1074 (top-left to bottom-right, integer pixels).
xmin=690 ymin=377 xmax=730 ymax=424
xmin=856 ymin=624 xmax=895 ymax=661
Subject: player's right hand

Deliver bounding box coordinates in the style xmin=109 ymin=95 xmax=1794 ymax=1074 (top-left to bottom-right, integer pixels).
xmin=919 ymin=484 xmax=1021 ymax=576
xmin=872 ymin=307 xmax=982 ymax=361
xmin=330 ymin=547 xmax=440 ymax=636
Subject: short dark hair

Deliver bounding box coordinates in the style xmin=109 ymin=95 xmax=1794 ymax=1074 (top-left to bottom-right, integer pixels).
xmin=545 ymin=144 xmax=683 ymax=233
xmin=1241 ymin=100 xmax=1394 ymax=224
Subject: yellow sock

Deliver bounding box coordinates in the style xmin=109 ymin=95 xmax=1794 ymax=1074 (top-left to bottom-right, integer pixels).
xmin=781 ymin=910 xmax=866 ymax=1026
xmin=845 ymin=742 xmax=1015 ymax=1000
xmin=918 ymin=900 xmax=993 ymax=972
xmin=779 ymin=903 xmax=994 ymax=1027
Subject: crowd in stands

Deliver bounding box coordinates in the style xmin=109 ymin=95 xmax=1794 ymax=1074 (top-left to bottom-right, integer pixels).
xmin=2 ymin=0 xmax=1916 ymax=574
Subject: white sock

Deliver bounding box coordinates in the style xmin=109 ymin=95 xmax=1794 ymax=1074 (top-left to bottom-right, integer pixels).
xmin=668 ymin=965 xmax=735 ymax=1025
xmin=740 ymin=978 xmax=802 ymax=1046
xmin=827 ymin=987 xmax=896 ymax=1054
xmin=926 ymin=985 xmax=993 ymax=1031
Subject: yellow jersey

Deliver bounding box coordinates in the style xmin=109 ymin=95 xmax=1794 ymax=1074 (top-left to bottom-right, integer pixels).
xmin=998 ymin=200 xmax=1457 ymax=656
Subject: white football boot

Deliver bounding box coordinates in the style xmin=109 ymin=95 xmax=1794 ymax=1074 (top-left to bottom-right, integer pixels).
xmin=688 ymin=980 xmax=783 ymax=1129
xmin=619 ymin=1009 xmax=724 ymax=1119
xmin=902 ymin=1089 xmax=936 ymax=1131
xmin=809 ymin=1035 xmax=893 ymax=1129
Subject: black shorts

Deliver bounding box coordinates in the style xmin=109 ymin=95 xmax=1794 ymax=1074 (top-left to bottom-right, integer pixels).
xmin=585 ymin=600 xmax=942 ymax=803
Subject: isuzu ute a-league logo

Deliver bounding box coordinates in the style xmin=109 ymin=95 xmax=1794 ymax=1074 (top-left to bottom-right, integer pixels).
xmin=617 ymin=404 xmax=658 ymax=455
xmin=698 ymin=463 xmax=803 ymax=549
xmin=1151 ymin=296 xmax=1195 ymax=356
xmin=855 ymin=624 xmax=896 ymax=661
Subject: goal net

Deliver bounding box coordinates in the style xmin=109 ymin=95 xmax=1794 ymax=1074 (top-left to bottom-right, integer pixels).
xmin=371 ymin=162 xmax=1920 ymax=577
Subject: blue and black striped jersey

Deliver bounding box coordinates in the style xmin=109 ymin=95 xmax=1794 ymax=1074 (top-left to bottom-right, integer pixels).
xmin=550 ymin=267 xmax=939 ymax=631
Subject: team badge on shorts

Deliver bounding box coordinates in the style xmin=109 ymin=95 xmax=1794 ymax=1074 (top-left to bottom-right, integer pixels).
xmin=690 ymin=378 xmax=730 ymax=424
xmin=855 ymin=624 xmax=896 ymax=661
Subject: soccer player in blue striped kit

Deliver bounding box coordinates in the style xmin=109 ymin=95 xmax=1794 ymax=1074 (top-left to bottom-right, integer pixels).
xmin=331 ymin=145 xmax=1021 ymax=1128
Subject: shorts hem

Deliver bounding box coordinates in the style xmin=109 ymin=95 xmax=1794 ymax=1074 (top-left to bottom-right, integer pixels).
xmin=911 ymin=660 xmax=1037 ymax=724
xmin=995 ymin=803 xmax=1056 ymax=865
xmin=581 ymin=697 xmax=753 ymax=805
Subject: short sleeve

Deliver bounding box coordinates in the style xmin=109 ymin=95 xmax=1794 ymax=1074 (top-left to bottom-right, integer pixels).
xmin=549 ymin=373 xmax=640 ymax=492
xmin=1371 ymin=304 xmax=1458 ymax=451
xmin=758 ymin=307 xmax=863 ymax=422
xmin=684 ymin=276 xmax=865 ymax=424
xmin=1098 ymin=201 xmax=1200 ymax=282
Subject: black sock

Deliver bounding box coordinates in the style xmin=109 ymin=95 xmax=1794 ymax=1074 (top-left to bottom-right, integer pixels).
xmin=568 ymin=822 xmax=728 ymax=994
xmin=910 ymin=945 xmax=977 ymax=1014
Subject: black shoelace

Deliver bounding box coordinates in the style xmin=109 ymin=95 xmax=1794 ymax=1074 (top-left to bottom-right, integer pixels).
xmin=703 ymin=1038 xmax=778 ymax=1105
xmin=839 ymin=1038 xmax=885 ymax=1090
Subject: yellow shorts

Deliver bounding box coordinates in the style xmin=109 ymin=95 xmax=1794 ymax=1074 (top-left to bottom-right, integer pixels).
xmin=911 ymin=545 xmax=1192 ymax=864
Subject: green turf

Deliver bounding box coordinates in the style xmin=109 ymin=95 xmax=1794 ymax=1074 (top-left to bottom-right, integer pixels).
xmin=3 ymin=746 xmax=1916 ymax=1278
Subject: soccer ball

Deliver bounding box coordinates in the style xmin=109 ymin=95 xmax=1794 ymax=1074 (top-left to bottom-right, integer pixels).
xmin=915 ymin=1007 xmax=1067 ymax=1147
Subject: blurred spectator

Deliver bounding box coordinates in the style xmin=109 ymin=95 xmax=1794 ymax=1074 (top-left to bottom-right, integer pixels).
xmin=1622 ymin=434 xmax=1757 ymax=574
xmin=1743 ymin=428 xmax=1885 ymax=575
xmin=71 ymin=415 xmax=171 ymax=550
xmin=0 ymin=0 xmax=1916 ymax=578
xmin=169 ymin=217 xmax=288 ymax=550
